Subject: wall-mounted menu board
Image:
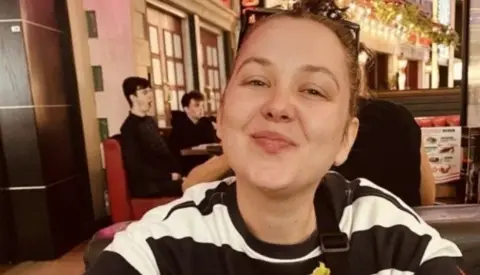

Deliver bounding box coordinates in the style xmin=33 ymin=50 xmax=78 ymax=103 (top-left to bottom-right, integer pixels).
xmin=422 ymin=126 xmax=462 ymax=183
xmin=467 ymin=2 xmax=480 ymax=126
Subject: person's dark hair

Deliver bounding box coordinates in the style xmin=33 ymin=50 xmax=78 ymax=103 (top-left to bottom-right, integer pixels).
xmin=122 ymin=77 xmax=151 ymax=107
xmin=236 ymin=0 xmax=365 ymax=117
xmin=181 ymin=91 xmax=205 ymax=108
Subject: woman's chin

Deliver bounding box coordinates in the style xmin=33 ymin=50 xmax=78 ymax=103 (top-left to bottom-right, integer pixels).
xmin=247 ymin=169 xmax=294 ymax=192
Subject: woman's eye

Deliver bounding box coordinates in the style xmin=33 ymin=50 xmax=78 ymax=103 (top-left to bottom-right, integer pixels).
xmin=247 ymin=79 xmax=268 ymax=87
xmin=303 ymin=88 xmax=325 ymax=97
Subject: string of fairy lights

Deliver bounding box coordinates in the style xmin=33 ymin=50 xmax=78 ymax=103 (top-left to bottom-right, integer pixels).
xmin=346 ymin=2 xmax=406 ymax=42
xmin=278 ymin=0 xmax=458 ymax=46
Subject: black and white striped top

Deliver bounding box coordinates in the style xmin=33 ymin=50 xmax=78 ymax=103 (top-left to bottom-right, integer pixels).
xmin=87 ymin=176 xmax=463 ymax=275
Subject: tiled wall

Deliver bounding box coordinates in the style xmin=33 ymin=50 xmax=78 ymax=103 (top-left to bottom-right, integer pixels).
xmin=132 ymin=0 xmax=152 ymax=79
xmin=83 ymin=0 xmax=137 ymax=135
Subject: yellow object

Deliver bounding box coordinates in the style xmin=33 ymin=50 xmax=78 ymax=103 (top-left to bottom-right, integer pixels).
xmin=311 ymin=262 xmax=331 ymax=275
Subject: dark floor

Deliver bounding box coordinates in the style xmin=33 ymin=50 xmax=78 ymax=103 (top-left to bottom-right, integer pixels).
xmin=0 ymin=243 xmax=85 ymax=275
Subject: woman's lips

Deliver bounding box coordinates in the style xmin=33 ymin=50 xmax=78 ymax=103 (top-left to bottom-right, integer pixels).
xmin=250 ymin=131 xmax=296 ymax=154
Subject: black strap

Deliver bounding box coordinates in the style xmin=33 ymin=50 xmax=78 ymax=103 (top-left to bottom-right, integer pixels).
xmin=314 ymin=173 xmax=353 ymax=275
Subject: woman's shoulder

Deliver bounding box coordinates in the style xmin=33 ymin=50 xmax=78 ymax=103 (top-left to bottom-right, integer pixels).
xmin=94 ymin=178 xmax=240 ymax=274
xmin=343 ymin=178 xmax=462 ymax=272
xmin=346 ymin=178 xmax=435 ymax=242
xmin=326 ymin=173 xmax=422 ymax=226
xmin=347 ymin=178 xmax=421 ymax=222
xmin=116 ymin=180 xmax=236 ymax=250
xmin=142 ymin=177 xmax=236 ymax=221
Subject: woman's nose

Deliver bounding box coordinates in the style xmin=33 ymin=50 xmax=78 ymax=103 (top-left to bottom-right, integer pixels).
xmin=260 ymin=92 xmax=295 ymax=123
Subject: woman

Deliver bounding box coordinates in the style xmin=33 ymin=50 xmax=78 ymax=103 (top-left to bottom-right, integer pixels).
xmin=87 ymin=1 xmax=462 ymax=274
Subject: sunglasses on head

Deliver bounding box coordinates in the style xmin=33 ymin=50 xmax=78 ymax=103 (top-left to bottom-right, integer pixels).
xmin=238 ymin=6 xmax=360 ymax=56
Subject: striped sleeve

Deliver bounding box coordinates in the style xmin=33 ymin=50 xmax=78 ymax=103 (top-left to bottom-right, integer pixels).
xmin=417 ymin=256 xmax=465 ymax=275
xmin=346 ymin=179 xmax=463 ymax=274
xmin=84 ymin=200 xmax=187 ymax=275
xmin=84 ymin=221 xmax=161 ymax=275
xmin=85 ymin=180 xmax=228 ymax=275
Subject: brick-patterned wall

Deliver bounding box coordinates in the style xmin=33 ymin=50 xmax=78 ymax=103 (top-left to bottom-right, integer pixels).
xmin=132 ymin=0 xmax=151 ymax=79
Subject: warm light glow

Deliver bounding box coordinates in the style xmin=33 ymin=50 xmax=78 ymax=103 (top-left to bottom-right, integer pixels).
xmin=280 ymin=0 xmax=298 ymax=9
xmin=454 ymin=61 xmax=462 ymax=80
xmin=358 ymin=51 xmax=369 ymax=64
xmin=425 ymin=64 xmax=432 ymax=74
xmin=398 ymin=73 xmax=406 ymax=90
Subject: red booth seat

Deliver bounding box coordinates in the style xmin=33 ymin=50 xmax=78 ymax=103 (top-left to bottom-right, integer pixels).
xmin=415 ymin=115 xmax=460 ymax=127
xmin=431 ymin=116 xmax=448 ymax=127
xmin=446 ymin=115 xmax=460 ymax=126
xmin=103 ymin=136 xmax=178 ymax=223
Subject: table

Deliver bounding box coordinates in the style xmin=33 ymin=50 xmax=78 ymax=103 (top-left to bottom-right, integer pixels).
xmin=181 ymin=145 xmax=222 ymax=156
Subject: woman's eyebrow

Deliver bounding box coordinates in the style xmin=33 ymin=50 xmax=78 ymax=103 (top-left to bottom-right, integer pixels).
xmin=234 ymin=57 xmax=340 ymax=91
xmin=236 ymin=56 xmax=272 ymax=73
xmin=299 ymin=64 xmax=340 ymax=90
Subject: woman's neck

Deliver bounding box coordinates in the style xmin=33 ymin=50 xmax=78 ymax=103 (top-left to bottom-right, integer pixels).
xmin=236 ymin=179 xmax=317 ymax=245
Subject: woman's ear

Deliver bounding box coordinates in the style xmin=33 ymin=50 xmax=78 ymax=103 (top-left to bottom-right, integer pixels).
xmin=215 ymin=107 xmax=223 ymax=140
xmin=333 ymin=117 xmax=359 ymax=166
xmin=216 ymin=92 xmax=227 ymax=140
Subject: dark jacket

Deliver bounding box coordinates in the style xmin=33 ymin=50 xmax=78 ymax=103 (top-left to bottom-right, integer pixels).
xmin=334 ymin=98 xmax=421 ymax=206
xmin=168 ymin=111 xmax=217 ymax=174
xmin=120 ymin=113 xmax=181 ymax=197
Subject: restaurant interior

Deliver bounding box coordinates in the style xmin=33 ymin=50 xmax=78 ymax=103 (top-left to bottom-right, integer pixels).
xmin=1 ymin=0 xmax=480 ymax=273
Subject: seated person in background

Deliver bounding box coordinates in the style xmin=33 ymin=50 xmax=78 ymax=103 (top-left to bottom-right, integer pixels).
xmin=334 ymin=97 xmax=436 ymax=206
xmin=120 ymin=77 xmax=183 ymax=198
xmin=333 ymin=46 xmax=436 ymax=207
xmin=169 ymin=91 xmax=217 ymax=174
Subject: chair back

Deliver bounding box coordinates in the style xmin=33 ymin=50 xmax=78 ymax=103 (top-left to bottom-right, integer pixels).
xmin=103 ymin=136 xmax=133 ymax=222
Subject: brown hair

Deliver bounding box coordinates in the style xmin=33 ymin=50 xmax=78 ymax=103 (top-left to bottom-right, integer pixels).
xmin=236 ymin=0 xmax=367 ymax=117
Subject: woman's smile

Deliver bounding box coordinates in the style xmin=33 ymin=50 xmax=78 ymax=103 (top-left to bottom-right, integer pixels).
xmin=250 ymin=130 xmax=297 ymax=154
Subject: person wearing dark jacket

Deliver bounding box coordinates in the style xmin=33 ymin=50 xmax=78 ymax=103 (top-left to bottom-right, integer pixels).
xmin=169 ymin=91 xmax=217 ymax=174
xmin=120 ymin=77 xmax=183 ymax=198
xmin=333 ymin=97 xmax=436 ymax=207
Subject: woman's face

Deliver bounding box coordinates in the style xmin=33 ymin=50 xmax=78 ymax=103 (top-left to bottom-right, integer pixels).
xmin=217 ymin=17 xmax=359 ymax=193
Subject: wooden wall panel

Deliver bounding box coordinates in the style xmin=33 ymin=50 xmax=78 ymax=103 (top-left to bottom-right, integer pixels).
xmin=376 ymin=88 xmax=461 ymax=117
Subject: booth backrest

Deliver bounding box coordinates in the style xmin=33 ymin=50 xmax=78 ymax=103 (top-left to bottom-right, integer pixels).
xmin=103 ymin=136 xmax=133 ymax=223
xmin=415 ymin=115 xmax=460 ymax=127
xmin=446 ymin=115 xmax=460 ymax=126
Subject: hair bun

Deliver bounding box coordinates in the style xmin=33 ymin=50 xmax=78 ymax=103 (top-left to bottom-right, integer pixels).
xmin=293 ymin=0 xmax=348 ymax=20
